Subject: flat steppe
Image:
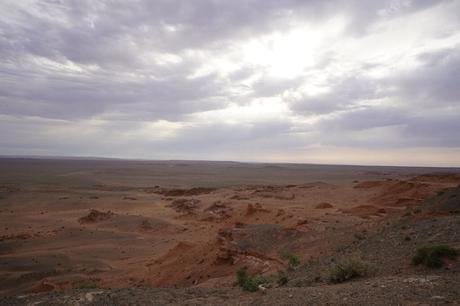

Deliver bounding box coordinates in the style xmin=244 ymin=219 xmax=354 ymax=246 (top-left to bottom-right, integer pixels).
xmin=1 ymin=158 xmax=459 ymax=305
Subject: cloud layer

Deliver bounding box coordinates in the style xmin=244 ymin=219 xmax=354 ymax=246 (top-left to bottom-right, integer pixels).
xmin=1 ymin=0 xmax=459 ymax=166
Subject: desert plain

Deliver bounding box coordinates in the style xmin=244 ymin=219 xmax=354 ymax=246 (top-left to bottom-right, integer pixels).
xmin=1 ymin=157 xmax=460 ymax=305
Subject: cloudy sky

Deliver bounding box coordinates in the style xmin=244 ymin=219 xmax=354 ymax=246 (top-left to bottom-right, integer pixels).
xmin=1 ymin=0 xmax=459 ymax=166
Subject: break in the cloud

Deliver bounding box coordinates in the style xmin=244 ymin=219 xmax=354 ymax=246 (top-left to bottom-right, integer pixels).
xmin=1 ymin=0 xmax=459 ymax=166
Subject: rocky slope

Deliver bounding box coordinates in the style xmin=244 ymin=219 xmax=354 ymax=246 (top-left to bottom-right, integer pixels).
xmin=2 ymin=185 xmax=459 ymax=306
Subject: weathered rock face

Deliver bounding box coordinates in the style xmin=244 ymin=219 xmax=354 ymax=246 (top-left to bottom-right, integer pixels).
xmin=167 ymin=199 xmax=200 ymax=215
xmin=315 ymin=202 xmax=334 ymax=209
xmin=215 ymin=224 xmax=302 ymax=274
xmin=78 ymin=209 xmax=115 ymax=223
xmin=156 ymin=187 xmax=216 ymax=197
xmin=354 ymin=178 xmax=443 ymax=208
xmin=276 ymin=209 xmax=286 ymax=216
xmin=201 ymin=201 xmax=233 ymax=221
xmin=216 ymin=229 xmax=272 ymax=274
xmin=216 ymin=228 xmax=236 ymax=263
xmin=245 ymin=203 xmax=269 ymax=216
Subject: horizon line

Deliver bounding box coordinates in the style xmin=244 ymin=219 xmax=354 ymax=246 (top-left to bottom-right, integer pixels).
xmin=0 ymin=154 xmax=459 ymax=170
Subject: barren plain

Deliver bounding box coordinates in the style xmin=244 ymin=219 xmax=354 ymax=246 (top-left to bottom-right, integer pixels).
xmin=1 ymin=158 xmax=460 ymax=305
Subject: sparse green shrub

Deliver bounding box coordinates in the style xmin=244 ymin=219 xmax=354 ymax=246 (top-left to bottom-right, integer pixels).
xmin=76 ymin=280 xmax=99 ymax=289
xmin=412 ymin=245 xmax=458 ymax=268
xmin=329 ymin=257 xmax=368 ymax=283
xmin=276 ymin=271 xmax=288 ymax=286
xmin=280 ymin=249 xmax=300 ymax=268
xmin=236 ymin=267 xmax=270 ymax=292
xmin=236 ymin=267 xmax=248 ymax=286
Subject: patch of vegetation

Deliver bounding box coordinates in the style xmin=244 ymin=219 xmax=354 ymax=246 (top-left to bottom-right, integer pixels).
xmin=236 ymin=267 xmax=271 ymax=292
xmin=412 ymin=245 xmax=458 ymax=268
xmin=276 ymin=271 xmax=288 ymax=286
xmin=280 ymin=249 xmax=300 ymax=268
xmin=76 ymin=280 xmax=99 ymax=289
xmin=329 ymin=257 xmax=368 ymax=283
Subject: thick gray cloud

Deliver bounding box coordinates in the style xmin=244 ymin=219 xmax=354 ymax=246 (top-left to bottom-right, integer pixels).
xmin=289 ymin=75 xmax=380 ymax=114
xmin=0 ymin=0 xmax=459 ymax=166
xmin=0 ymin=65 xmax=227 ymax=120
xmin=305 ymin=46 xmax=460 ymax=150
xmin=315 ymin=106 xmax=460 ymax=149
xmin=3 ymin=0 xmax=441 ymax=62
xmin=396 ymin=48 xmax=460 ymax=106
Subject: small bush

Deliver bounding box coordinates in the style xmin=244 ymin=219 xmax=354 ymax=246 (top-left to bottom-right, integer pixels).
xmin=276 ymin=271 xmax=288 ymax=286
xmin=280 ymin=249 xmax=300 ymax=268
xmin=236 ymin=268 xmax=270 ymax=292
xmin=412 ymin=245 xmax=458 ymax=268
xmin=76 ymin=280 xmax=99 ymax=289
xmin=329 ymin=257 xmax=368 ymax=283
xmin=236 ymin=267 xmax=248 ymax=286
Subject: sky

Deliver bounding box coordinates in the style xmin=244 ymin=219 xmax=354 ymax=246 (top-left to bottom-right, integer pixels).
xmin=1 ymin=0 xmax=459 ymax=167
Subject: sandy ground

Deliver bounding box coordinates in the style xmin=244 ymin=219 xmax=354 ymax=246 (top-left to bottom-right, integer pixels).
xmin=1 ymin=158 xmax=459 ymax=297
